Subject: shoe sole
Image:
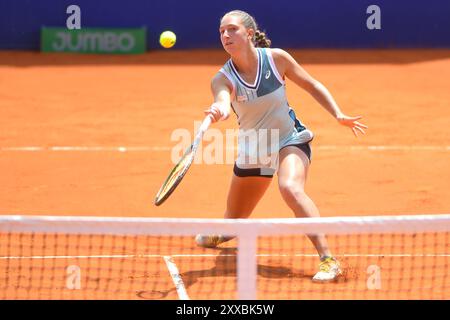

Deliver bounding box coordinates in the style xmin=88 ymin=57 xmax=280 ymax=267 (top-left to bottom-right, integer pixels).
xmin=311 ymin=271 xmax=343 ymax=283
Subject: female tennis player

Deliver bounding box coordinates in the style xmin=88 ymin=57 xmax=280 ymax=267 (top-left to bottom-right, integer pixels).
xmin=196 ymin=10 xmax=367 ymax=282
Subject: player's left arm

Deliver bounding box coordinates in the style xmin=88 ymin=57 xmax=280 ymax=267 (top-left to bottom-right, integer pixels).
xmin=271 ymin=48 xmax=368 ymax=137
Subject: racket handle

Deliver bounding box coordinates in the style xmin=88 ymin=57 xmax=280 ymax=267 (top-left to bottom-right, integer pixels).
xmin=198 ymin=115 xmax=213 ymax=135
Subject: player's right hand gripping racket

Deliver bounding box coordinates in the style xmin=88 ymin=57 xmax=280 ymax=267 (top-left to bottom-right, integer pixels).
xmin=154 ymin=115 xmax=213 ymax=206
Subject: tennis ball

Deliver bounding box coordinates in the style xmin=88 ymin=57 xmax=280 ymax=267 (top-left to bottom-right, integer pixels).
xmin=159 ymin=31 xmax=176 ymax=49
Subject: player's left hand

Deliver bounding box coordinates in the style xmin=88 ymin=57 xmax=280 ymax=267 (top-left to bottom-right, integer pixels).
xmin=337 ymin=114 xmax=368 ymax=137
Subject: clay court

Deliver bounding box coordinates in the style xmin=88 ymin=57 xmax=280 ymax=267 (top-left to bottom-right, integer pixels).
xmin=1 ymin=49 xmax=449 ymax=299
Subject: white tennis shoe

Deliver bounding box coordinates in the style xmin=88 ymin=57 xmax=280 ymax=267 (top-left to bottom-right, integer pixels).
xmin=312 ymin=257 xmax=342 ymax=283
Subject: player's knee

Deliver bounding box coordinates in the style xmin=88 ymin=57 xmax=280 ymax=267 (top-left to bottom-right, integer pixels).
xmin=279 ymin=180 xmax=306 ymax=202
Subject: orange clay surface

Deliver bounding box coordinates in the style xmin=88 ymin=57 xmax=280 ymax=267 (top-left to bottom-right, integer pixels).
xmin=0 ymin=50 xmax=449 ymax=299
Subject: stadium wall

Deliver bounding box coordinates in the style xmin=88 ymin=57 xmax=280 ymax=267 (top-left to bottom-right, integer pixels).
xmin=1 ymin=0 xmax=449 ymax=50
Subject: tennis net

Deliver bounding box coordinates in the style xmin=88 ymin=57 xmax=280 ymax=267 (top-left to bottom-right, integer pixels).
xmin=0 ymin=214 xmax=449 ymax=299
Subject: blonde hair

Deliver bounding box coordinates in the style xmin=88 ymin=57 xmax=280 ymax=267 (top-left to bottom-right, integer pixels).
xmin=222 ymin=10 xmax=271 ymax=48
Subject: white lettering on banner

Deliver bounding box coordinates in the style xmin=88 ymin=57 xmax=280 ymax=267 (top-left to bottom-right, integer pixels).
xmin=366 ymin=5 xmax=382 ymax=30
xmin=118 ymin=33 xmax=135 ymax=51
xmin=66 ymin=5 xmax=81 ymax=30
xmin=81 ymin=33 xmax=102 ymax=51
xmin=66 ymin=32 xmax=83 ymax=51
xmin=103 ymin=32 xmax=117 ymax=51
xmin=52 ymin=32 xmax=68 ymax=51
xmin=50 ymin=32 xmax=136 ymax=52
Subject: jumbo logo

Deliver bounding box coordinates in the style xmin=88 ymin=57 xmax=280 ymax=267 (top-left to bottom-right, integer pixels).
xmin=52 ymin=31 xmax=136 ymax=52
xmin=41 ymin=27 xmax=146 ymax=54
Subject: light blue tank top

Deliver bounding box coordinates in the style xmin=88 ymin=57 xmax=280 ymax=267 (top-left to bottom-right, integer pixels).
xmin=219 ymin=48 xmax=310 ymax=170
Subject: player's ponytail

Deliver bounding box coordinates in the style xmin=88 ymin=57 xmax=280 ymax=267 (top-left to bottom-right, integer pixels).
xmin=222 ymin=10 xmax=271 ymax=48
xmin=254 ymin=30 xmax=271 ymax=48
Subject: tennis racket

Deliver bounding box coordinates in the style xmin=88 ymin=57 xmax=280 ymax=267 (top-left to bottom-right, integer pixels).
xmin=154 ymin=115 xmax=213 ymax=206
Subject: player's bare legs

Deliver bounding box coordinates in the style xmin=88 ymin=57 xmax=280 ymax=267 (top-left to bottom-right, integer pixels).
xmin=277 ymin=145 xmax=341 ymax=282
xmin=277 ymin=146 xmax=331 ymax=257
xmin=195 ymin=174 xmax=272 ymax=247
xmin=225 ymin=175 xmax=272 ymax=219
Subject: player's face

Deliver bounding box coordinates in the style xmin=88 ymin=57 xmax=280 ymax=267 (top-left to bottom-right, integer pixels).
xmin=219 ymin=15 xmax=253 ymax=54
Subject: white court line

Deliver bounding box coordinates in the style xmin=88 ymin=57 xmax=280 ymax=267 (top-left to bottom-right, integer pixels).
xmin=0 ymin=145 xmax=449 ymax=152
xmin=163 ymin=256 xmax=190 ymax=300
xmin=1 ymin=253 xmax=449 ymax=259
xmin=0 ymin=146 xmax=162 ymax=152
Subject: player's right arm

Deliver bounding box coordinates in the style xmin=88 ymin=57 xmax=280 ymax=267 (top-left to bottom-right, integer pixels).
xmin=204 ymin=72 xmax=232 ymax=122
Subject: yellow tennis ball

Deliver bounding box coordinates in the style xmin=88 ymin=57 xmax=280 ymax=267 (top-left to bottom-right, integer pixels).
xmin=159 ymin=31 xmax=176 ymax=49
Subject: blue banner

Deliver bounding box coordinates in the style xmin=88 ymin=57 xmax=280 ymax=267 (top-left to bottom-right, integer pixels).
xmin=1 ymin=0 xmax=449 ymax=49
